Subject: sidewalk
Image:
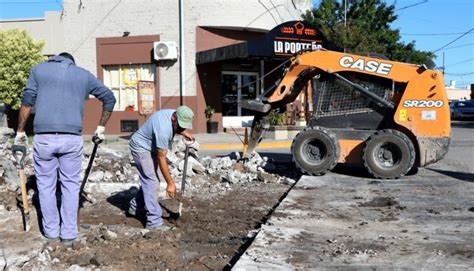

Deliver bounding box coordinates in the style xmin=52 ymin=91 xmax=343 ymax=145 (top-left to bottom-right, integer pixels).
xmin=98 ymin=132 xmax=292 ymax=152
xmin=195 ymin=132 xmax=291 ymax=151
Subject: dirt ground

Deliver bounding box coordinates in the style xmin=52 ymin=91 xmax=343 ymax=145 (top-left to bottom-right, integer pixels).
xmin=0 ymin=166 xmax=294 ymax=270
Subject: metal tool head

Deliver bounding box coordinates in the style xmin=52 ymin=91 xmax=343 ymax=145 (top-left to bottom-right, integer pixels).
xmin=12 ymin=145 xmax=27 ymax=169
xmin=23 ymin=212 xmax=31 ymax=232
xmin=92 ymin=135 xmax=103 ymax=145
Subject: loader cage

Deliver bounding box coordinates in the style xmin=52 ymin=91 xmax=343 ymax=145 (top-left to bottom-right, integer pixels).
xmin=311 ymin=72 xmax=395 ymax=130
xmin=312 ymin=72 xmax=393 ymax=119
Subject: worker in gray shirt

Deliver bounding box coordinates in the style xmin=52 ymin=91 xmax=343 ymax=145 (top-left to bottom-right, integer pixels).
xmin=14 ymin=52 xmax=116 ymax=243
xmin=128 ymin=106 xmax=194 ymax=230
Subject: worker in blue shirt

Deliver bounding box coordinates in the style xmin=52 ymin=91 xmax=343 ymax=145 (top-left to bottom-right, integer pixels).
xmin=128 ymin=106 xmax=194 ymax=230
xmin=15 ymin=52 xmax=116 ymax=243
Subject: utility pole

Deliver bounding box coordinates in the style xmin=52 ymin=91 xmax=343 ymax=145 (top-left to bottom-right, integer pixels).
xmin=442 ymin=52 xmax=445 ymax=75
xmin=179 ymin=0 xmax=185 ymax=105
xmin=344 ymin=0 xmax=347 ymax=27
xmin=344 ymin=0 xmax=347 ymax=53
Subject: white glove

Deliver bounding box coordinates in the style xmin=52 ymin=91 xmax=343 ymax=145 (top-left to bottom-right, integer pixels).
xmin=14 ymin=132 xmax=28 ymax=146
xmin=94 ymin=126 xmax=106 ymax=141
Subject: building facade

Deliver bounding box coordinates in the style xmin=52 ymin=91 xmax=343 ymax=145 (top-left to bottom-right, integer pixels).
xmin=446 ymin=81 xmax=473 ymax=101
xmin=60 ymin=0 xmax=312 ymax=134
xmin=0 ymin=11 xmax=64 ymax=56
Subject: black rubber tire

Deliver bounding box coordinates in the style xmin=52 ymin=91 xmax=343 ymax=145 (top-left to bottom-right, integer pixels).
xmin=362 ymin=129 xmax=416 ymax=179
xmin=291 ymin=127 xmax=340 ymax=176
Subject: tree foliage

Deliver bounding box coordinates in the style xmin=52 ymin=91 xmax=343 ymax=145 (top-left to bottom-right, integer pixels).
xmin=0 ymin=29 xmax=44 ymax=109
xmin=303 ymin=0 xmax=435 ymax=67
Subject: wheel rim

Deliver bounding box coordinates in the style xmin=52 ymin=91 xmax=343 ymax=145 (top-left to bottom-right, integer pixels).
xmin=374 ymin=142 xmax=402 ymax=168
xmin=302 ymin=138 xmax=327 ymax=165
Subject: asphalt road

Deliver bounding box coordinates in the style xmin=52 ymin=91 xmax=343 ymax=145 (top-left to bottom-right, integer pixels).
xmin=234 ymin=121 xmax=474 ymax=270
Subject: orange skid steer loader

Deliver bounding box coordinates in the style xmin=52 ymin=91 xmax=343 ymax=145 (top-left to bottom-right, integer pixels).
xmin=242 ymin=49 xmax=450 ymax=179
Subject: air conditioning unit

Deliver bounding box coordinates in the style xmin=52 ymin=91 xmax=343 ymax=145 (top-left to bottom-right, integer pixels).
xmin=153 ymin=41 xmax=178 ymax=61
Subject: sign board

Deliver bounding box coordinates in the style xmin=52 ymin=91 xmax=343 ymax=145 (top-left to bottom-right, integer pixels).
xmin=137 ymin=80 xmax=155 ymax=115
xmin=247 ymin=21 xmax=341 ymax=57
xmin=122 ymin=68 xmax=140 ymax=86
xmin=196 ymin=21 xmax=341 ymax=65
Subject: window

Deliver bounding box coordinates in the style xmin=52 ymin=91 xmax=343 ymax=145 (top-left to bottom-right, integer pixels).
xmin=120 ymin=119 xmax=139 ymax=132
xmin=103 ymin=64 xmax=156 ymax=111
xmin=221 ymin=71 xmax=259 ymax=116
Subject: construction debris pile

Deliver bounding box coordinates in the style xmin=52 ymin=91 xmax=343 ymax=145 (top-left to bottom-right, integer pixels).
xmin=0 ymin=132 xmax=294 ymax=198
xmin=165 ymin=137 xmax=295 ymax=196
xmin=82 ymin=136 xmax=295 ymax=197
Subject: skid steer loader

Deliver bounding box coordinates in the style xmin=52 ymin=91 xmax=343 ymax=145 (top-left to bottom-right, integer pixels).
xmin=241 ymin=49 xmax=450 ymax=179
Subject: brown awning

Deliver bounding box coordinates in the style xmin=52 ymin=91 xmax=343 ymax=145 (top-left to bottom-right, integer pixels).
xmin=196 ymin=21 xmax=340 ymax=65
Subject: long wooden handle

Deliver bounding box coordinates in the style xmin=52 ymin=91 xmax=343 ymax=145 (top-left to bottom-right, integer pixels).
xmin=19 ymin=169 xmax=29 ymax=213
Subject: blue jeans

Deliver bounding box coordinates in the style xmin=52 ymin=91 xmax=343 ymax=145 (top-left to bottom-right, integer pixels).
xmin=129 ymin=151 xmax=164 ymax=228
xmin=33 ymin=134 xmax=83 ymax=239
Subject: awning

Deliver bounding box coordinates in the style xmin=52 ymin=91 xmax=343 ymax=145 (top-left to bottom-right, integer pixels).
xmin=196 ymin=21 xmax=340 ymax=65
xmin=196 ymin=42 xmax=250 ymax=64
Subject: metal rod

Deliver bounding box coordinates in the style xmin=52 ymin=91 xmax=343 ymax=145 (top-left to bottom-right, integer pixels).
xmin=179 ymin=0 xmax=185 ymax=105
xmin=333 ymin=73 xmax=395 ymax=110
xmin=181 ymin=145 xmax=189 ymax=192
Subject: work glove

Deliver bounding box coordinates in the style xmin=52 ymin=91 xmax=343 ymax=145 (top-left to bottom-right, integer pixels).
xmin=94 ymin=126 xmax=105 ymax=143
xmin=14 ymin=132 xmax=28 ymax=146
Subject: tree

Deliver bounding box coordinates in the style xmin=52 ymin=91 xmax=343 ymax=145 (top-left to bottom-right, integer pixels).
xmin=0 ymin=29 xmax=44 ymax=109
xmin=303 ymin=0 xmax=435 ymax=67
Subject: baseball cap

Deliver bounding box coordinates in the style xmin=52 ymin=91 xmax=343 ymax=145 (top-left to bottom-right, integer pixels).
xmin=176 ymin=105 xmax=194 ymax=130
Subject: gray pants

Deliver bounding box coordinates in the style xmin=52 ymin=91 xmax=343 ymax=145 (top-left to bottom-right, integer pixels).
xmin=129 ymin=151 xmax=164 ymax=227
xmin=33 ymin=134 xmax=83 ymax=239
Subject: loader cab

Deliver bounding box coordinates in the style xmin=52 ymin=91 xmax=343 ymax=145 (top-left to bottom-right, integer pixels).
xmin=310 ymin=71 xmax=394 ymax=130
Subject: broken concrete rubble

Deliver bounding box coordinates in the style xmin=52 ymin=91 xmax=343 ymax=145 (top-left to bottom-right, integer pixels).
xmin=1 ymin=132 xmax=293 ymax=202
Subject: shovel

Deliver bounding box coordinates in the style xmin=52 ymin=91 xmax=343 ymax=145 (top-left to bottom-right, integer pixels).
xmin=164 ymin=138 xmax=193 ymax=219
xmin=79 ymin=135 xmax=102 ymax=207
xmin=12 ymin=145 xmax=30 ymax=232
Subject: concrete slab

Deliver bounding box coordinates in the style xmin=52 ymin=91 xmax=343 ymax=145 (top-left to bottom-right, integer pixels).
xmin=234 ymin=169 xmax=474 ymax=270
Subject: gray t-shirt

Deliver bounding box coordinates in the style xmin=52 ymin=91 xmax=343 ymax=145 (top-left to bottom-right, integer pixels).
xmin=129 ymin=109 xmax=175 ymax=153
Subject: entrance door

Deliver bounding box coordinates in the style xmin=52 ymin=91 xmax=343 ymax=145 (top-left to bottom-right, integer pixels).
xmin=222 ymin=71 xmax=259 ymax=127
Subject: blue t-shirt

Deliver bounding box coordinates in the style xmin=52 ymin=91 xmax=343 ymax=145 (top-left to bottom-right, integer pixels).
xmin=129 ymin=109 xmax=175 ymax=153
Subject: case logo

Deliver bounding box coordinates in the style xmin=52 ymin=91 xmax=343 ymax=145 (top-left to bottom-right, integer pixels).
xmin=339 ymin=56 xmax=393 ymax=75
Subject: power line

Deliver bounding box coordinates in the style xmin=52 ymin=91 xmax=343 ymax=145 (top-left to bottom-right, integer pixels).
xmin=441 ymin=43 xmax=474 ymax=51
xmin=401 ymin=32 xmax=474 ymax=36
xmin=445 ymin=72 xmax=474 ymax=76
xmin=395 ymin=0 xmax=428 ymax=11
xmin=445 ymin=58 xmax=474 ymax=68
xmin=433 ymin=28 xmax=474 ymax=53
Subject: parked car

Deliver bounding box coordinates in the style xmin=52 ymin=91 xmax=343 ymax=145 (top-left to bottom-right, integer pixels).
xmin=450 ymin=100 xmax=474 ymax=120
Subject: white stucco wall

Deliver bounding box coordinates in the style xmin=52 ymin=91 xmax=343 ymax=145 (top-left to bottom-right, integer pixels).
xmin=62 ymin=0 xmax=312 ymax=97
xmin=446 ymin=87 xmax=472 ymax=101
xmin=0 ymin=11 xmax=64 ymax=55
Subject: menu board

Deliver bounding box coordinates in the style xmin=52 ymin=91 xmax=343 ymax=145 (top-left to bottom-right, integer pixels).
xmin=137 ymin=81 xmax=155 ymax=115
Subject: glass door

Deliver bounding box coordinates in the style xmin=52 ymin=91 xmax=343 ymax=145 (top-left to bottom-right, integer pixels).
xmin=222 ymin=71 xmax=259 ymax=117
xmin=240 ymin=73 xmax=258 ymax=116
xmin=222 ymin=73 xmax=239 ymax=116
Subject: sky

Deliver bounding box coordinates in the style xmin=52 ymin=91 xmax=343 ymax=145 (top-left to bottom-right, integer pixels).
xmin=0 ymin=0 xmax=473 ymax=88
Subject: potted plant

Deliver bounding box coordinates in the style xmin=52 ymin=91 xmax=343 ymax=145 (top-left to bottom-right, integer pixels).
xmin=266 ymin=109 xmax=288 ymax=140
xmin=205 ymin=106 xmax=218 ymax=133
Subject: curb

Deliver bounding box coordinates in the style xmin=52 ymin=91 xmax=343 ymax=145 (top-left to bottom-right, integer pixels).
xmin=200 ymin=141 xmax=291 ymax=151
